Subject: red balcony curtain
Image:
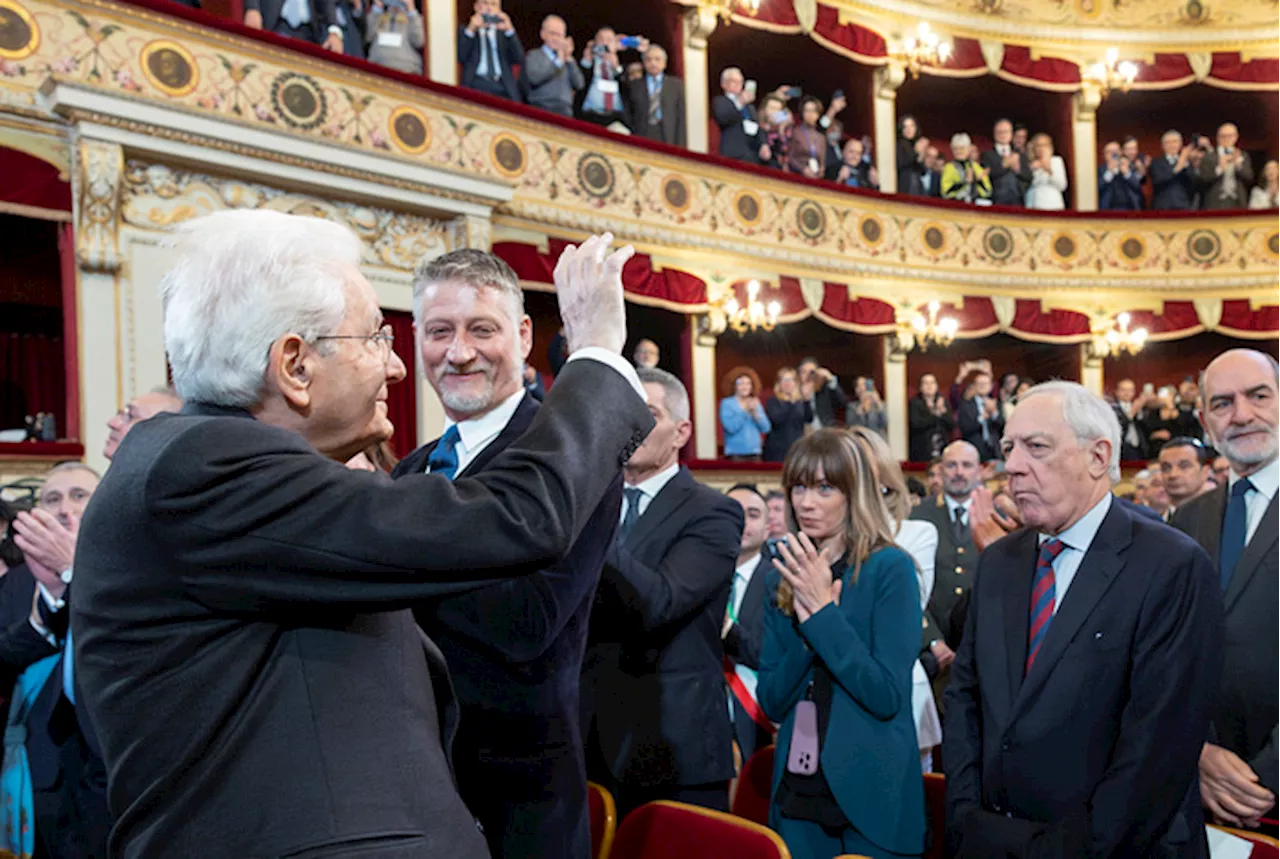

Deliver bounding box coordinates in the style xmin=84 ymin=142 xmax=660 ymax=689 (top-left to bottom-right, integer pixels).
xmin=384 ymin=310 xmax=418 ymax=459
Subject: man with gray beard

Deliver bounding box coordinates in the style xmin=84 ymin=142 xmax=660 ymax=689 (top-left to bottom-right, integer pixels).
xmin=392 ymin=249 xmax=622 ymax=859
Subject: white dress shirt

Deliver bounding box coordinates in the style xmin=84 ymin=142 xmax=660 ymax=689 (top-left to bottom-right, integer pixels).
xmin=1038 ymin=493 xmax=1112 ymax=615
xmin=895 ymin=518 xmax=942 ymax=751
xmin=730 ymin=553 xmax=761 ymax=622
xmin=620 ymin=461 xmax=681 ymax=525
xmin=426 ymin=388 xmax=525 ymax=475
xmin=1229 ymin=458 xmax=1278 ymax=546
xmin=945 ymin=494 xmax=973 ymax=530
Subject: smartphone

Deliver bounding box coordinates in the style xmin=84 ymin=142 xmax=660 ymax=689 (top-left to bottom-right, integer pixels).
xmin=832 ymin=88 xmax=844 ymax=101
xmin=482 ymin=12 xmax=500 ymax=24
xmin=618 ymin=35 xmax=642 ymax=49
xmin=1143 ymin=382 xmax=1155 ymax=395
xmin=864 ymin=378 xmax=875 ymax=392
xmin=763 ymin=536 xmax=787 ymax=564
xmin=744 ymin=79 xmax=758 ymax=97
xmin=785 ymin=86 xmax=803 ymax=99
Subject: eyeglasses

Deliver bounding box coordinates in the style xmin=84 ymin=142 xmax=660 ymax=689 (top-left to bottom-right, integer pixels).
xmin=314 ymin=324 xmax=396 ymax=361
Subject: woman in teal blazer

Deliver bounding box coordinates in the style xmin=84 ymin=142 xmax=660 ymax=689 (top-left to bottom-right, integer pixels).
xmin=758 ymin=429 xmax=925 ymax=859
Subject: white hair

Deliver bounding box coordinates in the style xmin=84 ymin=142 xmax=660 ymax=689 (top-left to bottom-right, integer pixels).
xmin=1135 ymin=469 xmax=1151 ymax=480
xmin=160 ymin=210 xmax=360 ymax=407
xmin=646 ymin=44 xmax=668 ymax=61
xmin=950 ymin=132 xmax=972 ymax=154
xmin=1018 ymin=381 xmax=1121 ymax=483
xmin=720 ymin=67 xmax=742 ymax=86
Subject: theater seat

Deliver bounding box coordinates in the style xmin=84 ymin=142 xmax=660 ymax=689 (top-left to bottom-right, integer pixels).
xmin=731 ymin=745 xmax=775 ymax=826
xmin=1211 ymin=825 xmax=1280 ymax=859
xmin=610 ymin=800 xmax=792 ymax=859
xmin=588 ymin=781 xmax=617 ymax=859
xmin=924 ymin=772 xmax=946 ymax=859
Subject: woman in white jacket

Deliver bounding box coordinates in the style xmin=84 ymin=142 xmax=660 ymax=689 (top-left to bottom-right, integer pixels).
xmin=1025 ymin=132 xmax=1069 ymax=211
xmin=847 ymin=427 xmax=942 ymax=772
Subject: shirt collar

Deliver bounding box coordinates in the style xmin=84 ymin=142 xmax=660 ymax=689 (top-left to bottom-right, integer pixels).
xmin=542 ymin=43 xmax=557 ymax=59
xmin=648 ymin=73 xmax=662 ymax=86
xmin=1040 ymin=493 xmax=1112 ymax=552
xmin=736 ymin=552 xmax=761 ymax=581
xmin=945 ymin=494 xmax=972 ymax=517
xmin=444 ymin=389 xmax=525 ymax=455
xmin=628 ymin=461 xmax=681 ymax=500
xmin=1230 ymin=457 xmax=1279 ymax=500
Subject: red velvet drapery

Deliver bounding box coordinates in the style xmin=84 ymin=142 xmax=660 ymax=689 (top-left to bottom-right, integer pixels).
xmin=384 ymin=310 xmax=418 ymax=459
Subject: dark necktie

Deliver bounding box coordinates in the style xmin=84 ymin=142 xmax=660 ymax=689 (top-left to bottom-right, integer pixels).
xmin=953 ymin=507 xmax=969 ymax=545
xmin=485 ymin=30 xmax=501 ymax=81
xmin=427 ymin=425 xmax=461 ymax=481
xmin=1218 ymin=478 xmax=1254 ymax=591
xmin=619 ymin=486 xmax=643 ymax=543
xmin=601 ymin=63 xmax=616 ymax=112
xmin=1026 ymin=538 xmax=1067 ymax=674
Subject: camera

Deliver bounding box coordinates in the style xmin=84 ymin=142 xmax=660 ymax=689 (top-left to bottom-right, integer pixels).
xmin=482 ymin=12 xmax=500 ymax=24
xmin=592 ymin=43 xmax=608 ymax=56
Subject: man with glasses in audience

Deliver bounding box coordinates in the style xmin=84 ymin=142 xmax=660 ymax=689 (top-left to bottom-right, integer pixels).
xmin=102 ymin=388 xmax=182 ymax=461
xmin=1158 ymin=436 xmax=1212 ymax=520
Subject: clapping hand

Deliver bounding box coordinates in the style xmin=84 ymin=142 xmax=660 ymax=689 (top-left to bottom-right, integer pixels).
xmin=969 ymin=486 xmax=1020 ymax=551
xmin=13 ymin=509 xmax=79 ymax=600
xmin=772 ymin=533 xmax=842 ymax=623
xmin=553 ymin=233 xmax=634 ymax=356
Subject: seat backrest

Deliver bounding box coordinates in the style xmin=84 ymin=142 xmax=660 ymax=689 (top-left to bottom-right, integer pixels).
xmin=923 ymin=772 xmax=946 ymax=859
xmin=611 ymin=800 xmax=791 ymax=859
xmin=731 ymin=744 xmax=775 ymax=826
xmin=588 ymin=781 xmax=617 ymax=859
xmin=1210 ymin=825 xmax=1280 ymax=859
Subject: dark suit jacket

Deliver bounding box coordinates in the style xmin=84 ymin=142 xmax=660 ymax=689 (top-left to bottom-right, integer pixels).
xmin=457 ymin=25 xmax=524 ymax=101
xmin=393 ymin=393 xmax=622 ymax=859
xmin=1111 ymin=401 xmax=1148 ymax=461
xmin=809 ymin=379 xmax=847 ymax=428
xmin=626 ymin=75 xmax=686 ymax=148
xmin=1199 ymin=150 xmax=1255 ymax=210
xmin=957 ymin=396 xmax=1004 ymax=462
xmin=1150 ymin=155 xmax=1197 ymax=211
xmin=1099 ymin=167 xmax=1145 ymax=210
xmin=908 ymin=395 xmax=954 ymax=463
xmin=909 ymin=495 xmax=977 ymax=658
xmin=981 ymin=148 xmax=1032 ymax=207
xmin=945 ymin=500 xmax=1222 ymax=859
xmin=584 ymin=467 xmax=743 ymax=788
xmin=712 ymin=94 xmax=758 ymax=162
xmin=1173 ymin=484 xmax=1279 ymax=795
xmin=722 ymin=555 xmax=767 ymax=672
xmin=71 ymin=360 xmax=652 ymax=859
xmin=243 ymin=0 xmax=336 ymax=36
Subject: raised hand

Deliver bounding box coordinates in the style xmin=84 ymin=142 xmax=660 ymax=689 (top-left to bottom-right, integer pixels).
xmin=13 ymin=509 xmax=79 ymax=599
xmin=553 ymin=233 xmax=634 ymax=356
xmin=772 ymin=532 xmax=841 ymax=623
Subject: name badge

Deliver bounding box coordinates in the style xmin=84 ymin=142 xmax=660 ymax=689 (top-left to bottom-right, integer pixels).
xmin=377 ymin=31 xmax=403 ymax=47
xmin=808 ymin=158 xmax=820 ymax=175
xmin=597 ymin=79 xmax=619 ymax=94
xmin=742 ymin=120 xmax=759 ymax=136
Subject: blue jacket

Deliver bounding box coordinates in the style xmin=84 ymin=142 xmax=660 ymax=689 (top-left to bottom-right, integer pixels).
xmin=1099 ymin=167 xmax=1145 ymax=210
xmin=720 ymin=397 xmax=771 ymax=456
xmin=758 ymin=546 xmax=925 ymax=856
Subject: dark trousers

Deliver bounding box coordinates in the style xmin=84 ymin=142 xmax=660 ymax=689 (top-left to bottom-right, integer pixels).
xmin=579 ymin=110 xmax=625 ymax=128
xmin=468 ymin=75 xmax=514 ymax=100
xmin=732 ymin=701 xmax=774 ymax=765
xmin=271 ymin=18 xmax=322 ymax=45
xmin=584 ymin=721 xmax=729 ymax=821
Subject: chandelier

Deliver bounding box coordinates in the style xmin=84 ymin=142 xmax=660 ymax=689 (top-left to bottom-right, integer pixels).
xmin=720 ymin=280 xmax=782 ymax=334
xmin=1089 ymin=312 xmax=1148 ymax=358
xmin=894 ymin=300 xmax=959 ymax=353
xmin=1082 ymin=48 xmax=1139 ymax=97
xmin=891 ymin=22 xmax=953 ymax=79
xmin=703 ymin=0 xmax=761 ymax=23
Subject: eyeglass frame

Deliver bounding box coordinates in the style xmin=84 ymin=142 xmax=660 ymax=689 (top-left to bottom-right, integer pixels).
xmin=312 ymin=323 xmax=396 ymax=360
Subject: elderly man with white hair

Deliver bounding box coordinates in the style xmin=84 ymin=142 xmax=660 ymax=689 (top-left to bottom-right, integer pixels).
xmin=941 ymin=132 xmax=992 ymax=204
xmin=712 ymin=66 xmax=760 ymax=162
xmin=625 ymin=44 xmax=685 ymax=147
xmin=69 ymin=210 xmax=655 ymax=859
xmin=945 ymin=381 xmax=1222 ymax=859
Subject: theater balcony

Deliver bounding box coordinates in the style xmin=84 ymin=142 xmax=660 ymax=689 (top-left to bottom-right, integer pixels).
xmin=0 ymin=0 xmax=1275 ymax=477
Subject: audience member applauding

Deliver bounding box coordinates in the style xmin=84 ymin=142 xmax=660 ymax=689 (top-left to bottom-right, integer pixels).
xmin=1024 ymin=132 xmax=1068 ymax=210
xmin=457 ymin=0 xmax=522 ymax=101
xmin=957 ymin=369 xmax=1003 ymax=461
xmin=521 ymin=15 xmax=582 ymax=118
xmin=920 ymin=145 xmax=943 ymax=197
xmin=799 ymin=357 xmax=847 ymax=429
xmin=846 ymin=377 xmax=887 ymax=438
xmin=981 ymin=118 xmax=1030 ymax=207
xmin=720 ymin=369 xmax=772 ymax=461
xmin=908 ymin=373 xmax=953 ymax=463
xmin=836 ymin=138 xmax=878 ymax=190
xmin=945 ymin=382 xmax=1222 ymax=859
xmin=1099 ymin=140 xmax=1144 ymax=210
xmin=942 ymin=134 xmax=992 ymax=204
xmin=625 ymin=45 xmax=685 ymax=148
xmin=1141 ymin=385 xmax=1195 ymax=452
xmin=723 ymin=484 xmax=775 ymax=763
xmin=764 ymin=366 xmax=813 ymax=463
xmin=1200 ymin=123 xmax=1254 ymax=210
xmin=759 ymin=430 xmax=926 ymax=859
xmin=712 ymin=67 xmax=760 ymax=163
xmin=786 ymin=97 xmax=828 ymax=180
xmin=1110 ymin=378 xmax=1150 ymax=460
xmin=755 ymin=94 xmax=792 ymax=170
xmin=1171 ymin=350 xmax=1278 ymax=830
xmin=1150 ymin=130 xmax=1198 ymax=211
xmin=1249 ymin=159 xmax=1279 ymax=209
xmin=365 ymin=0 xmax=423 ymax=75
xmin=1158 ymin=436 xmax=1212 ymax=520
xmin=896 ymin=115 xmax=926 ymax=196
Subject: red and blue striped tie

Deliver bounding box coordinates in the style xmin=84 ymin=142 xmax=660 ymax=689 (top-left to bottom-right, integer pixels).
xmin=1026 ymin=538 xmax=1066 ymax=675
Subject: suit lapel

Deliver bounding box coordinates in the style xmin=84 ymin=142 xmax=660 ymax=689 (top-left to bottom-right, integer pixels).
xmin=1013 ymin=503 xmax=1132 ymax=713
xmin=1224 ymin=493 xmax=1279 ymax=613
xmin=1197 ymin=484 xmax=1228 ymax=564
xmin=1000 ymin=530 xmax=1037 ymax=709
xmin=625 ymin=467 xmax=693 ymax=548
xmin=456 ymin=394 xmax=537 ymax=479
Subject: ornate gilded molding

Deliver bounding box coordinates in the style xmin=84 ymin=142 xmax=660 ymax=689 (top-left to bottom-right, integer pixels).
xmin=121 ymin=160 xmax=451 ymax=270
xmin=682 ymin=6 xmax=720 ymax=51
xmin=448 ymin=214 xmax=491 ymax=252
xmin=75 ymin=136 xmax=123 ymax=272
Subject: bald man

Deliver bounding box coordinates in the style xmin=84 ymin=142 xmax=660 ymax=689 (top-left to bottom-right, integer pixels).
xmin=911 ymin=440 xmax=983 ymax=681
xmin=1172 ymin=349 xmax=1279 ymax=828
xmin=521 ymin=15 xmax=583 ymax=117
xmin=1199 ymin=123 xmax=1254 ymax=210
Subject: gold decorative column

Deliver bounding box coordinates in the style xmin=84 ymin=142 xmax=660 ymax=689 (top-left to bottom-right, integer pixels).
xmin=873 ymin=62 xmax=906 ymax=194
xmin=882 ymin=334 xmax=908 ymax=461
xmin=682 ymin=6 xmax=719 ymax=156
xmin=75 ymin=138 xmax=124 ymax=273
xmin=1072 ymin=84 xmax=1102 ymax=212
xmin=449 ymin=213 xmax=492 ymax=251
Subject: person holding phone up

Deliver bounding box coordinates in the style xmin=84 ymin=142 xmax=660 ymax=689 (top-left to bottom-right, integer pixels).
xmin=457 ymin=0 xmax=523 ymax=101
xmin=579 ymin=27 xmax=648 ymax=127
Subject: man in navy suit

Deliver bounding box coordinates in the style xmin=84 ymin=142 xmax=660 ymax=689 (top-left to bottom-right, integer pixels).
xmin=945 ymin=381 xmax=1222 ymax=858
xmin=722 ymin=484 xmax=773 ymax=763
xmin=1150 ymin=130 xmax=1199 ymax=211
xmin=392 ymin=248 xmax=620 ymax=859
xmin=582 ymin=367 xmax=744 ymax=819
xmin=457 ymin=0 xmax=524 ymax=101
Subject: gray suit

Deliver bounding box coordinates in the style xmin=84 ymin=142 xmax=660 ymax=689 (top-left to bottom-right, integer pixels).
xmin=1173 ymin=483 xmax=1279 ymax=797
xmin=1199 ymin=150 xmax=1255 ymax=210
xmin=522 ymin=45 xmax=584 ymax=117
xmin=72 ymin=360 xmax=653 ymax=858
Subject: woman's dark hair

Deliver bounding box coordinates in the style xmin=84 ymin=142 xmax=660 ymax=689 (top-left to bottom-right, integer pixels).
xmin=800 ymin=96 xmax=824 ymax=118
xmin=898 ymin=114 xmax=918 ymax=139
